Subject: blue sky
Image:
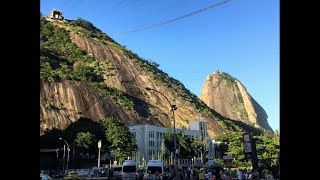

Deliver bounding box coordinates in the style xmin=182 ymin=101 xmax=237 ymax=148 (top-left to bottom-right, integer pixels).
xmin=40 ymin=0 xmax=279 ymax=132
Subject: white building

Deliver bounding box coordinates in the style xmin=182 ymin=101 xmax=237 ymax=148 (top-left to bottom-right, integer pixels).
xmin=129 ymin=120 xmax=218 ymax=166
xmin=189 ymin=120 xmax=208 ymax=142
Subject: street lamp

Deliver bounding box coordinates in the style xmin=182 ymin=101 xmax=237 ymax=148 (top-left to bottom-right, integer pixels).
xmin=145 ymin=86 xmax=179 ymax=180
xmin=98 ymin=140 xmax=102 ymax=167
xmin=59 ymin=137 xmax=70 ymax=174
xmin=130 ymin=128 xmax=145 ymax=167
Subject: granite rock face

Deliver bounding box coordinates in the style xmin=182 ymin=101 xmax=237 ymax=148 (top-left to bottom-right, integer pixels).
xmin=40 ymin=21 xmax=228 ymax=137
xmin=200 ymin=71 xmax=273 ymax=132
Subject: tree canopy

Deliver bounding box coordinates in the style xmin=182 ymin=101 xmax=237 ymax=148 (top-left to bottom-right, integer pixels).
xmin=100 ymin=117 xmax=137 ymax=163
xmin=215 ymin=131 xmax=280 ymax=169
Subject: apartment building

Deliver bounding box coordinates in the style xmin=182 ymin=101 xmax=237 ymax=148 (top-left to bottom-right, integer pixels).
xmin=129 ymin=120 xmax=220 ymax=165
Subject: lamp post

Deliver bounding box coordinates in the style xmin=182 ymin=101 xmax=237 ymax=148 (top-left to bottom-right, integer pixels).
xmin=145 ymin=86 xmax=179 ymax=180
xmin=98 ymin=140 xmax=102 ymax=167
xmin=59 ymin=137 xmax=70 ymax=174
xmin=130 ymin=128 xmax=145 ymax=167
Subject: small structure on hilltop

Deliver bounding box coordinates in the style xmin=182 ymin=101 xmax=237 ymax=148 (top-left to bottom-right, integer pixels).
xmin=212 ymin=69 xmax=219 ymax=74
xmin=48 ymin=9 xmax=64 ymax=20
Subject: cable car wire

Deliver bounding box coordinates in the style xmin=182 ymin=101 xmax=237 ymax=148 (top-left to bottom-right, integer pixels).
xmin=114 ymin=0 xmax=233 ymax=35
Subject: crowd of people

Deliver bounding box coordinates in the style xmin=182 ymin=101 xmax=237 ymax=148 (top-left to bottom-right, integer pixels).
xmin=136 ymin=166 xmax=279 ymax=180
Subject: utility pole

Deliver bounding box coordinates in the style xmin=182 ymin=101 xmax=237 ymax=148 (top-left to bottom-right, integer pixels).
xmin=145 ymin=87 xmax=179 ymax=180
xmin=62 ymin=145 xmax=65 ymax=171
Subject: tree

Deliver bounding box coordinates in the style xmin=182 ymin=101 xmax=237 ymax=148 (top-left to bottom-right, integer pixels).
xmin=62 ymin=117 xmax=104 ymax=143
xmin=160 ymin=140 xmax=166 ymax=160
xmin=176 ymin=130 xmax=188 ymax=156
xmin=71 ymin=17 xmax=102 ymax=33
xmin=74 ymin=132 xmax=97 ymax=154
xmin=215 ymin=132 xmax=280 ymax=169
xmin=190 ymin=137 xmax=205 ymax=157
xmin=62 ymin=117 xmax=105 ymax=158
xmin=164 ymin=127 xmax=174 ymax=153
xmin=100 ymin=117 xmax=137 ymax=163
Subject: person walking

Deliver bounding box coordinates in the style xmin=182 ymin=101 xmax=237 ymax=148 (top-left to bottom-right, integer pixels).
xmin=266 ymin=171 xmax=274 ymax=180
xmin=251 ymin=169 xmax=259 ymax=180
xmin=199 ymin=169 xmax=205 ymax=180
xmin=236 ymin=169 xmax=243 ymax=180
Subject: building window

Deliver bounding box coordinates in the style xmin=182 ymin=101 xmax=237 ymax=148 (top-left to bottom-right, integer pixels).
xmin=149 ymin=131 xmax=154 ymax=138
xmin=149 ymin=150 xmax=155 ymax=156
xmin=149 ymin=141 xmax=154 ymax=147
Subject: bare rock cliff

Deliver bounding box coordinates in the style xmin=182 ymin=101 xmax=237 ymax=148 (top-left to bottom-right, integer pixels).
xmin=40 ymin=21 xmax=228 ymax=137
xmin=40 ymin=81 xmax=153 ymax=135
xmin=200 ymin=71 xmax=273 ymax=132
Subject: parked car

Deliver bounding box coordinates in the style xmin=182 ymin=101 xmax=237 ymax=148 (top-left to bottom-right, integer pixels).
xmin=99 ymin=167 xmax=109 ymax=177
xmin=64 ymin=171 xmax=80 ymax=180
xmin=49 ymin=170 xmax=64 ymax=178
xmin=40 ymin=174 xmax=49 ymax=180
xmin=110 ymin=165 xmax=123 ymax=179
xmin=78 ymin=169 xmax=91 ymax=177
xmin=91 ymin=167 xmax=109 ymax=177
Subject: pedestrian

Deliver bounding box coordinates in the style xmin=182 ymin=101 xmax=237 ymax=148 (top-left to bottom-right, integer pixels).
xmin=224 ymin=172 xmax=232 ymax=180
xmin=211 ymin=173 xmax=217 ymax=180
xmin=199 ymin=169 xmax=205 ymax=180
xmin=138 ymin=169 xmax=144 ymax=180
xmin=243 ymin=169 xmax=248 ymax=180
xmin=146 ymin=170 xmax=153 ymax=180
xmin=266 ymin=171 xmax=274 ymax=180
xmin=251 ymin=169 xmax=259 ymax=180
xmin=236 ymin=169 xmax=243 ymax=180
xmin=154 ymin=171 xmax=161 ymax=180
xmin=186 ymin=168 xmax=191 ymax=180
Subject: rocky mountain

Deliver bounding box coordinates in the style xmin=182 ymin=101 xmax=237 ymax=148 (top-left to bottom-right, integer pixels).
xmin=200 ymin=70 xmax=273 ymax=132
xmin=40 ymin=16 xmax=265 ymax=137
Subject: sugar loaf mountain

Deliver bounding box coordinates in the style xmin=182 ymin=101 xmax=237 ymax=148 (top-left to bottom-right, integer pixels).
xmin=200 ymin=70 xmax=273 ymax=133
xmin=40 ymin=14 xmax=273 ymax=138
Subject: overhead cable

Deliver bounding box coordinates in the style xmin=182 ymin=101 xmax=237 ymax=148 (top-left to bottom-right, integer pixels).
xmin=114 ymin=0 xmax=233 ymax=35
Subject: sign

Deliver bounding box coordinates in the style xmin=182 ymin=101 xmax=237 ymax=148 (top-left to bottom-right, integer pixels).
xmin=244 ymin=142 xmax=252 ymax=153
xmin=243 ymin=133 xmax=253 ymax=159
xmin=223 ymin=155 xmax=233 ymax=160
xmin=243 ymin=133 xmax=251 ymax=142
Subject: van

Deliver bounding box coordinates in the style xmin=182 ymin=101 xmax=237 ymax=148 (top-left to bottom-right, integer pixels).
xmin=121 ymin=160 xmax=138 ymax=180
xmin=145 ymin=160 xmax=164 ymax=180
xmin=110 ymin=165 xmax=123 ymax=179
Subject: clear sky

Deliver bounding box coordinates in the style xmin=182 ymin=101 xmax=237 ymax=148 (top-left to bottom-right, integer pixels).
xmin=40 ymin=0 xmax=279 ymax=132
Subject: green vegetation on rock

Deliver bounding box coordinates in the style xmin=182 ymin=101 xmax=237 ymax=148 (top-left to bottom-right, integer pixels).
xmin=40 ymin=16 xmax=134 ymax=110
xmin=219 ymin=72 xmax=236 ymax=85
